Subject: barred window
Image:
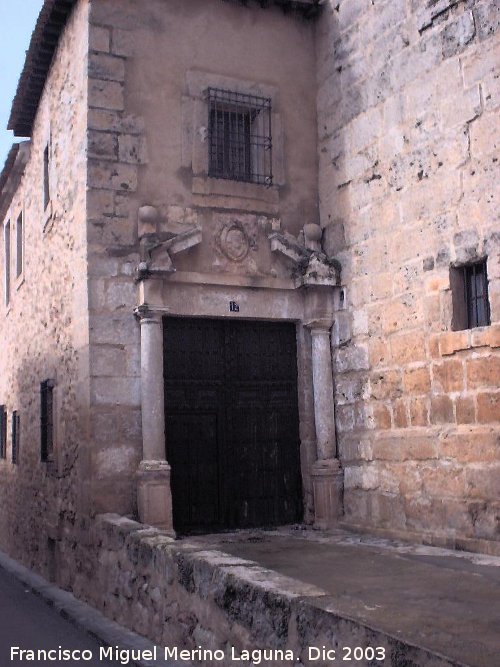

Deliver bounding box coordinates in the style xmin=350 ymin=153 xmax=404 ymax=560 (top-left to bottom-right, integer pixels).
xmin=451 ymin=260 xmax=491 ymax=330
xmin=41 ymin=379 xmax=55 ymax=462
xmin=4 ymin=220 xmax=10 ymax=306
xmin=16 ymin=212 xmax=23 ymax=278
xmin=43 ymin=144 xmax=50 ymax=210
xmin=0 ymin=406 xmax=6 ymax=460
xmin=207 ymin=88 xmax=272 ymax=186
xmin=12 ymin=410 xmax=20 ymax=465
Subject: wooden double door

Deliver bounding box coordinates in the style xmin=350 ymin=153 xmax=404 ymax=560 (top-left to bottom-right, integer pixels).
xmin=163 ymin=317 xmax=303 ymax=534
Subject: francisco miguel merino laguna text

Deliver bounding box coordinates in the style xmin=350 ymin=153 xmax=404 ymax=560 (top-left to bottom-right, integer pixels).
xmin=11 ymin=645 xmax=296 ymax=664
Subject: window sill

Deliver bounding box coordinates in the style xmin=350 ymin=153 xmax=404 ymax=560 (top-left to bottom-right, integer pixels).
xmin=192 ymin=176 xmax=279 ymax=212
xmin=433 ymin=323 xmax=499 ymax=356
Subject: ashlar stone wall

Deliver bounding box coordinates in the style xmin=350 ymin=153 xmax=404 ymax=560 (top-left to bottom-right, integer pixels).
xmin=0 ymin=0 xmax=90 ymax=579
xmin=317 ymin=0 xmax=499 ymax=548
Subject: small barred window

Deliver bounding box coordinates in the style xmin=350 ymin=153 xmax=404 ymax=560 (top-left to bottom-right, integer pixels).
xmin=206 ymin=87 xmax=272 ymax=186
xmin=41 ymin=379 xmax=55 ymax=462
xmin=12 ymin=410 xmax=20 ymax=465
xmin=0 ymin=406 xmax=6 ymax=460
xmin=450 ymin=259 xmax=491 ymax=330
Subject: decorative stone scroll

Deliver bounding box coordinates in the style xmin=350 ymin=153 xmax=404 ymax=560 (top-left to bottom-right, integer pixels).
xmin=268 ymin=222 xmax=341 ymax=288
xmin=137 ymin=205 xmax=202 ymax=279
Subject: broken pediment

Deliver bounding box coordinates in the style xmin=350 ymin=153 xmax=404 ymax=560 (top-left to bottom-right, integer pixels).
xmin=137 ymin=205 xmax=202 ymax=278
xmin=268 ymin=223 xmax=341 ymax=288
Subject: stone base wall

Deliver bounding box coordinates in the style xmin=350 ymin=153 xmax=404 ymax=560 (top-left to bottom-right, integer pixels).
xmin=71 ymin=514 xmax=461 ymax=667
xmin=317 ymin=0 xmax=500 ymax=543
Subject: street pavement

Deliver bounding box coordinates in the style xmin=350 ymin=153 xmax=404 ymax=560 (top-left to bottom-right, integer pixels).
xmin=0 ymin=566 xmax=114 ymax=666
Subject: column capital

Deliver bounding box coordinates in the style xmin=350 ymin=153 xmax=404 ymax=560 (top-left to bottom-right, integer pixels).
xmin=134 ymin=304 xmax=164 ymax=323
xmin=304 ymin=317 xmax=333 ymax=333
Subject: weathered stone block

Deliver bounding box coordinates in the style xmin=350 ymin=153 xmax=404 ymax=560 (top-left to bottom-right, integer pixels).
xmin=372 ymin=435 xmax=437 ymax=461
xmin=471 ymin=324 xmax=500 ymax=349
xmin=334 ymin=345 xmax=369 ymax=373
xmin=89 ymin=53 xmax=126 ymax=82
xmin=439 ymin=428 xmax=499 ymax=463
xmin=89 ymin=78 xmax=124 ymax=111
xmin=106 ymin=281 xmax=137 ymax=311
xmin=390 ymin=331 xmax=426 ymax=365
xmin=432 ymin=359 xmax=464 ymax=393
xmin=404 ymin=366 xmax=431 ymax=394
xmin=90 ymin=315 xmax=138 ymax=345
xmin=410 ymin=397 xmax=430 ymax=426
xmin=455 ymin=396 xmax=476 ymax=424
xmin=430 ymin=394 xmax=455 ymax=424
xmin=440 ymin=84 xmax=482 ymax=128
xmin=88 ymin=130 xmax=117 ymax=160
xmin=87 ymin=188 xmax=114 ymax=218
xmin=442 ymin=12 xmax=476 ymax=58
xmin=439 ymin=330 xmax=470 ymax=356
xmin=89 ymin=25 xmax=110 ymax=53
xmin=88 ymin=161 xmax=138 ymax=192
xmin=371 ymin=402 xmax=392 ymax=430
xmin=112 ymin=28 xmax=135 ymax=57
xmin=467 ymin=356 xmax=500 ymax=389
xmin=469 ymin=112 xmax=499 ymax=158
xmin=369 ymin=337 xmax=391 ymax=368
xmin=477 ymin=392 xmax=500 ymax=423
xmin=118 ymin=135 xmax=148 ymax=164
xmin=370 ymin=370 xmax=402 ymax=400
xmin=423 ymin=462 xmax=466 ymax=498
xmin=393 ymin=398 xmax=409 ymax=428
xmin=91 ymin=377 xmax=141 ymax=406
xmin=335 ymin=375 xmax=367 ymax=405
xmin=473 ymin=2 xmax=500 ymax=41
xmin=466 ymin=464 xmax=500 ymax=499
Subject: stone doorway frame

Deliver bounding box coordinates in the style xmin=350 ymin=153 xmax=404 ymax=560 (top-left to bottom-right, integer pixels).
xmin=133 ymin=205 xmax=343 ymax=534
xmin=135 ymin=274 xmax=343 ymax=535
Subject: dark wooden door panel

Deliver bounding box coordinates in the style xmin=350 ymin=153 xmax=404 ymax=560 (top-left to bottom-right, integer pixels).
xmin=164 ymin=317 xmax=302 ymax=533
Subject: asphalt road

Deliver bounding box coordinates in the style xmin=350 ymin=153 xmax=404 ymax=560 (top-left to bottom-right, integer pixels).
xmin=0 ymin=567 xmax=114 ymax=666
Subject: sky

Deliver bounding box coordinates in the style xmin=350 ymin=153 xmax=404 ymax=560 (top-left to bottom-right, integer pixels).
xmin=0 ymin=0 xmax=44 ymax=168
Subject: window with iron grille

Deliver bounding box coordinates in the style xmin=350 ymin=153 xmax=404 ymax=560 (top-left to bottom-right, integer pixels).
xmin=450 ymin=259 xmax=491 ymax=330
xmin=43 ymin=144 xmax=50 ymax=210
xmin=4 ymin=220 xmax=10 ymax=306
xmin=41 ymin=380 xmax=55 ymax=462
xmin=206 ymin=87 xmax=272 ymax=186
xmin=12 ymin=410 xmax=20 ymax=465
xmin=0 ymin=406 xmax=6 ymax=460
xmin=16 ymin=212 xmax=23 ymax=278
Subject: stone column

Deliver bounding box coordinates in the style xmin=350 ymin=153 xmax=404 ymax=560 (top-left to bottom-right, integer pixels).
xmin=306 ymin=319 xmax=343 ymax=529
xmin=135 ymin=309 xmax=174 ymax=534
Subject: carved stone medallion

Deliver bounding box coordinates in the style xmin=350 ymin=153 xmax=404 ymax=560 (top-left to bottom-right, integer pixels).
xmin=217 ymin=221 xmax=250 ymax=262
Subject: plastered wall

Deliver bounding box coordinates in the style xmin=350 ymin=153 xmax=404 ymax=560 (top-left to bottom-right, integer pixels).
xmin=84 ymin=0 xmax=319 ymax=516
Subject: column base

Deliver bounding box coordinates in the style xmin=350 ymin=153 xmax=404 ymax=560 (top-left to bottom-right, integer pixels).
xmin=311 ymin=458 xmax=343 ymax=529
xmin=136 ymin=460 xmax=175 ymax=536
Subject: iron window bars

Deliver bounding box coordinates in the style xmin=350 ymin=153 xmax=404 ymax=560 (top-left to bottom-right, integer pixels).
xmin=41 ymin=379 xmax=55 ymax=462
xmin=463 ymin=260 xmax=490 ymax=328
xmin=0 ymin=406 xmax=6 ymax=460
xmin=12 ymin=410 xmax=19 ymax=464
xmin=451 ymin=259 xmax=491 ymax=330
xmin=206 ymin=87 xmax=273 ymax=186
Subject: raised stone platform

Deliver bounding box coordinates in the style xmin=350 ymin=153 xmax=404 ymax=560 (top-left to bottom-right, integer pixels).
xmin=69 ymin=515 xmax=499 ymax=667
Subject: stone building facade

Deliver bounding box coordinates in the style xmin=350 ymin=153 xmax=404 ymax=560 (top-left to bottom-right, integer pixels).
xmin=0 ymin=0 xmax=498 ymax=591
